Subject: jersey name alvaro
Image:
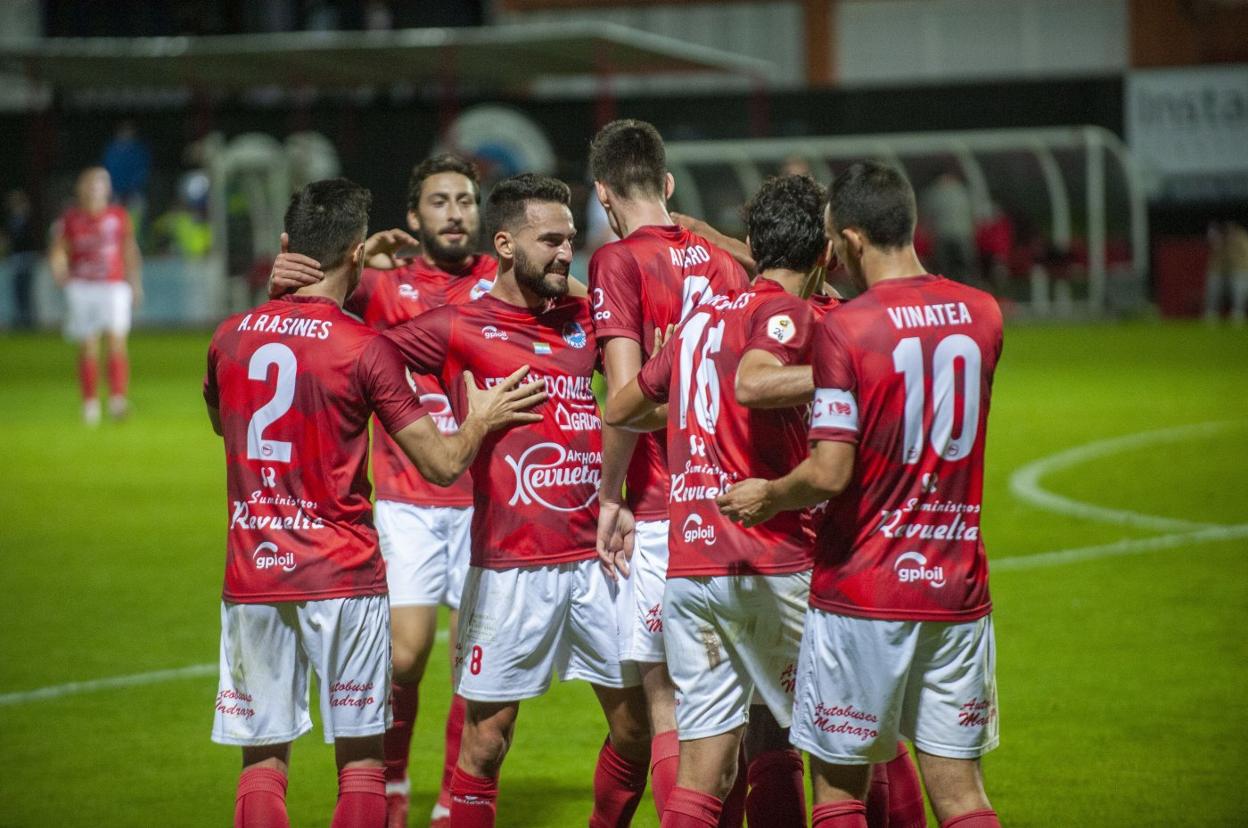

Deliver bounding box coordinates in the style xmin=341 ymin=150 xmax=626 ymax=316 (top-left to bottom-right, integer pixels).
xmin=638 ymin=279 xmax=815 ymax=577
xmin=204 ymin=296 xmax=428 ymax=603
xmin=347 ymin=256 xmax=496 ymax=507
xmin=590 ymin=225 xmax=749 ymax=521
xmin=61 ymin=205 xmax=130 ymax=282
xmin=386 ymin=294 xmax=601 ymax=568
xmin=808 ymin=275 xmax=1003 ymax=622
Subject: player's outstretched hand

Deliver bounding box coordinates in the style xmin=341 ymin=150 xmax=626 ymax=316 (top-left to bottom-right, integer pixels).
xmin=716 ymin=478 xmax=776 ymax=528
xmin=596 ymin=500 xmax=636 ymax=581
xmin=269 ymin=232 xmax=324 ymax=297
xmin=363 ymin=228 xmax=420 ymax=270
xmin=462 ymin=366 xmax=546 ymax=432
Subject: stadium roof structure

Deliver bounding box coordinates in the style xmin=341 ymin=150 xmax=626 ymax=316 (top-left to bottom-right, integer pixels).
xmin=0 ymin=22 xmax=774 ymax=92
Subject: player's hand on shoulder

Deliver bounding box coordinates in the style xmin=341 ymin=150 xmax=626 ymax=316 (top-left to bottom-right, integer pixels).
xmin=462 ymin=365 xmax=546 ymax=432
xmin=269 ymin=232 xmax=325 ymax=297
xmin=363 ymin=228 xmax=420 ymax=270
xmin=671 ymin=212 xmax=712 ymax=237
xmin=716 ymin=478 xmax=775 ymax=528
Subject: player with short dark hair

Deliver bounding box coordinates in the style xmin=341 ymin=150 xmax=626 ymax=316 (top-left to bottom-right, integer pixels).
xmin=587 ymin=119 xmax=751 ymax=820
xmin=718 ymin=161 xmax=1005 ymax=828
xmin=385 ymin=173 xmax=651 ymax=828
xmin=204 ymin=177 xmax=544 ymax=828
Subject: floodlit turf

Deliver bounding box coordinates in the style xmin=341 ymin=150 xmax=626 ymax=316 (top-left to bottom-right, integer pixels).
xmin=0 ymin=322 xmax=1245 ymax=826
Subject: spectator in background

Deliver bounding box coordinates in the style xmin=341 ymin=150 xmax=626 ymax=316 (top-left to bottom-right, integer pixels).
xmin=920 ymin=169 xmax=975 ymax=283
xmin=103 ymin=120 xmax=152 ymax=234
xmin=1205 ymin=220 xmax=1248 ymax=326
xmin=2 ymin=189 xmax=39 ymax=329
xmin=975 ymin=201 xmax=1014 ymax=296
xmin=153 ymin=171 xmax=213 ymax=258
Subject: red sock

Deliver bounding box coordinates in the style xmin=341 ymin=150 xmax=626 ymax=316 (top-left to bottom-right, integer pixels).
xmin=812 ymin=800 xmax=868 ymax=828
xmin=332 ymin=767 xmax=385 ymax=828
xmin=383 ymin=681 xmax=419 ymax=785
xmin=660 ymin=786 xmax=722 ymax=828
xmin=449 ymin=766 xmax=497 ymax=828
xmin=745 ymin=749 xmax=805 ymax=828
xmin=866 ymin=759 xmax=889 ymax=828
xmin=107 ymin=352 xmax=128 ymax=398
xmin=717 ymin=744 xmax=746 ymax=828
xmin=590 ymin=736 xmax=648 ymax=828
xmin=883 ymin=744 xmax=924 ymax=828
xmin=439 ymin=694 xmax=467 ymax=810
xmin=650 ymin=729 xmax=681 ymax=818
xmin=234 ymin=766 xmax=289 ymax=828
xmin=940 ymin=810 xmax=1000 ymax=828
xmin=78 ymin=355 xmax=98 ymax=401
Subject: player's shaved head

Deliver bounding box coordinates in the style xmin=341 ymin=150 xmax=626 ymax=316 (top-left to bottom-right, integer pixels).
xmin=485 ymin=173 xmax=571 ymax=235
xmin=407 ymin=153 xmax=480 ymax=212
xmin=744 ymin=174 xmax=827 ymax=273
xmin=827 ymin=161 xmax=916 ymax=250
xmin=284 ymin=178 xmax=372 ymax=272
xmin=588 ymin=119 xmax=667 ymax=201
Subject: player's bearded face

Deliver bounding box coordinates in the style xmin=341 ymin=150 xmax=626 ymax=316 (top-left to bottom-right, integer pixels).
xmin=413 ymin=172 xmax=480 ymax=268
xmin=513 ymin=241 xmax=571 ymax=299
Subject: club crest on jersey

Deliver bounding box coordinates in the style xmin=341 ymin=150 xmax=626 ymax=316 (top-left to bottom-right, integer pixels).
xmin=893 ymin=551 xmax=945 ymax=588
xmin=561 ymin=321 xmax=587 ymax=349
xmin=532 ymin=341 xmax=552 ymax=355
xmin=766 ymin=314 xmax=796 ymax=344
xmin=398 ymin=284 xmax=420 ymax=301
xmin=252 ymin=541 xmax=296 ymax=573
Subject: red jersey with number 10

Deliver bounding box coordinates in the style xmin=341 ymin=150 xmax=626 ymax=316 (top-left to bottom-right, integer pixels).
xmin=808 ymin=275 xmax=1003 ymax=622
xmin=637 ymin=279 xmax=816 ymax=576
xmin=590 ymin=225 xmax=749 ymax=520
xmin=386 ymin=294 xmax=602 ymax=569
xmin=346 ymin=256 xmax=496 ymax=508
xmin=204 ymin=296 xmax=428 ymax=604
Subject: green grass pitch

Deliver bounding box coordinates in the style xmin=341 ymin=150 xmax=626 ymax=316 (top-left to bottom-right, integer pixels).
xmin=0 ymin=322 xmax=1245 ymax=826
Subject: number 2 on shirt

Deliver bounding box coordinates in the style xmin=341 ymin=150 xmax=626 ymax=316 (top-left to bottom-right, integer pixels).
xmin=246 ymin=342 xmax=297 ymax=462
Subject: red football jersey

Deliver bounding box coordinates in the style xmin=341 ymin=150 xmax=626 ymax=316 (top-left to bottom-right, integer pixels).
xmin=589 ymin=225 xmax=749 ymax=521
xmin=60 ymin=205 xmax=130 ymax=282
xmin=807 ymin=275 xmax=1004 ymax=622
xmin=203 ymin=295 xmax=428 ymax=603
xmin=385 ymin=293 xmax=601 ymax=569
xmin=346 ymin=255 xmax=497 ymax=508
xmin=638 ymin=279 xmax=816 ymax=576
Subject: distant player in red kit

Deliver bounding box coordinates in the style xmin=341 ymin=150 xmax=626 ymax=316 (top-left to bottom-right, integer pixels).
xmin=587 ymin=119 xmax=750 ymax=819
xmin=204 ymin=178 xmax=544 ymax=828
xmin=384 ymin=174 xmax=651 ymax=828
xmin=607 ymin=175 xmax=924 ymax=828
xmin=49 ymin=167 xmax=143 ymax=425
xmin=719 ymin=162 xmax=1005 ymax=828
xmin=273 ymin=153 xmax=498 ymax=828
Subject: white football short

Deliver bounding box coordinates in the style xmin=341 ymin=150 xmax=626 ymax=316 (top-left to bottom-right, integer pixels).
xmin=64 ymin=280 xmax=131 ymax=342
xmin=211 ymin=595 xmax=392 ymax=746
xmin=617 ymin=518 xmax=669 ymax=664
xmin=663 ymin=572 xmax=809 ymax=740
xmin=375 ymin=500 xmax=472 ymax=609
xmin=453 ymin=558 xmax=640 ymax=701
xmin=790 ymin=609 xmax=999 ymax=764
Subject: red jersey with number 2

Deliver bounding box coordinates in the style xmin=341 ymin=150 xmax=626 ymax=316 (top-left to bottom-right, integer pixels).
xmin=347 ymin=256 xmax=496 ymax=507
xmin=385 ymin=294 xmax=602 ymax=569
xmin=204 ymin=295 xmax=428 ymax=604
xmin=808 ymin=274 xmax=1003 ymax=622
xmin=638 ymin=278 xmax=816 ymax=576
xmin=590 ymin=225 xmax=749 ymax=521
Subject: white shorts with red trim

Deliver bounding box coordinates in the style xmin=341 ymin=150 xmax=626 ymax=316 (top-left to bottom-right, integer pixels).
xmin=453 ymin=559 xmax=640 ymax=702
xmin=64 ymin=280 xmax=131 ymax=342
xmin=211 ymin=595 xmax=391 ymax=746
xmin=375 ymin=500 xmax=472 ymax=609
xmin=790 ymin=609 xmax=999 ymax=764
xmin=616 ymin=518 xmax=669 ymax=664
xmin=664 ymin=571 xmax=809 ymax=740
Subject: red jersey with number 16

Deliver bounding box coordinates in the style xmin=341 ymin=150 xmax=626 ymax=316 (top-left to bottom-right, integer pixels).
xmin=346 ymin=256 xmax=496 ymax=508
xmin=204 ymin=295 xmax=428 ymax=604
xmin=807 ymin=275 xmax=1003 ymax=622
xmin=386 ymin=294 xmax=601 ymax=569
xmin=637 ymin=279 xmax=815 ymax=577
xmin=590 ymin=225 xmax=749 ymax=521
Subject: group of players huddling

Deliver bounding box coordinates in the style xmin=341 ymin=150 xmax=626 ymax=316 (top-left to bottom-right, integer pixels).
xmin=203 ymin=119 xmax=1004 ymax=828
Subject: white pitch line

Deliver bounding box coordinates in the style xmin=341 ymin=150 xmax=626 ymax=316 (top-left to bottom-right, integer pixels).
xmin=0 ymin=628 xmax=451 ymax=708
xmin=993 ymin=523 xmax=1248 ymax=573
xmin=1008 ymin=420 xmax=1243 ymax=533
